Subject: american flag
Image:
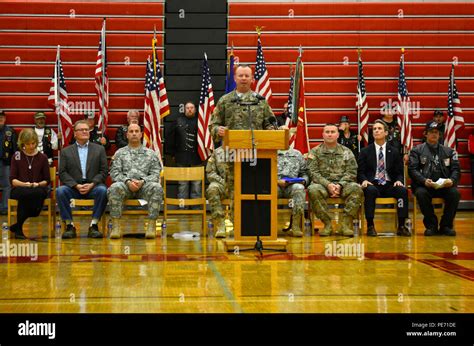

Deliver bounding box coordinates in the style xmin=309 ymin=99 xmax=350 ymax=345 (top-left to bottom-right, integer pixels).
xmin=445 ymin=63 xmax=463 ymax=149
xmin=254 ymin=35 xmax=272 ymax=101
xmin=95 ymin=20 xmax=108 ymax=134
xmin=357 ymin=55 xmax=369 ymax=146
xmin=47 ymin=46 xmax=73 ymax=146
xmin=144 ymin=58 xmax=162 ymax=161
xmin=398 ymin=53 xmax=412 ymax=152
xmin=197 ymin=53 xmax=215 ymax=161
xmin=143 ymin=33 xmax=169 ymax=162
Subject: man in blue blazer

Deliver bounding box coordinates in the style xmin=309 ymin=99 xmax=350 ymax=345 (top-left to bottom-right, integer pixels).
xmin=57 ymin=120 xmax=108 ymax=239
xmin=357 ymin=120 xmax=410 ymax=237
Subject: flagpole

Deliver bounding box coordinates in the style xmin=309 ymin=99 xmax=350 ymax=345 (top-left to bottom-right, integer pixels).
xmin=357 ymin=48 xmax=361 ymax=154
xmin=55 ymin=45 xmax=63 ymax=147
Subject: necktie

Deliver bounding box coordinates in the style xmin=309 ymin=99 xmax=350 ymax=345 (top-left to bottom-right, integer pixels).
xmin=377 ymin=147 xmax=386 ymax=185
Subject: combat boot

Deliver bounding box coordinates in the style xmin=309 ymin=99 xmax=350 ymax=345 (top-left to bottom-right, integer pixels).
xmin=318 ymin=219 xmax=334 ymax=236
xmin=214 ymin=218 xmax=226 ymax=238
xmin=288 ymin=220 xmax=303 ymax=237
xmin=109 ymin=218 xmax=122 ymax=239
xmin=339 ymin=214 xmax=354 ymax=237
xmin=145 ymin=220 xmax=156 ymax=239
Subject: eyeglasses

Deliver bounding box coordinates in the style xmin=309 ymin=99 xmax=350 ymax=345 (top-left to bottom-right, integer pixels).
xmin=75 ymin=128 xmax=89 ymax=132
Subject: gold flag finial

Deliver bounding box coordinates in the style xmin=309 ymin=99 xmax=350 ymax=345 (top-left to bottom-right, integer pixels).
xmin=255 ymin=26 xmax=264 ymax=36
xmin=401 ymin=47 xmax=405 ymax=54
xmin=357 ymin=48 xmax=362 ymax=58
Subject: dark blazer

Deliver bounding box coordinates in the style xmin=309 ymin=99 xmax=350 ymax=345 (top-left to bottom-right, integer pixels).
xmin=357 ymin=143 xmax=404 ymax=184
xmin=59 ymin=142 xmax=108 ymax=188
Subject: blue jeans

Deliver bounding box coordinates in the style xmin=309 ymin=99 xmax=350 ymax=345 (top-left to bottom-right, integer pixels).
xmin=0 ymin=161 xmax=11 ymax=211
xmin=178 ymin=181 xmax=202 ymax=210
xmin=56 ymin=184 xmax=108 ymax=221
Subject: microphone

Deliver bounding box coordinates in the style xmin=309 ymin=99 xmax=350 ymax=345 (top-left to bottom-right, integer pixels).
xmin=252 ymin=92 xmax=266 ymax=101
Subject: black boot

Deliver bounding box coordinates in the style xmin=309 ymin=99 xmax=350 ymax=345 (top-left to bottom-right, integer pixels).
xmin=10 ymin=224 xmax=26 ymax=240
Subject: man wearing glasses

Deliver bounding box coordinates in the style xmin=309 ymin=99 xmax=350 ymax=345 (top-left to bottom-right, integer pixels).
xmin=56 ymin=120 xmax=108 ymax=239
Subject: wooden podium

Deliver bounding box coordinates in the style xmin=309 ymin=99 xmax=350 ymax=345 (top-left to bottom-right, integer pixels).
xmin=223 ymin=129 xmax=289 ymax=251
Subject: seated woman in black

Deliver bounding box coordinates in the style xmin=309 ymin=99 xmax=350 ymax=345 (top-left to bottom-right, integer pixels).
xmin=10 ymin=128 xmax=50 ymax=239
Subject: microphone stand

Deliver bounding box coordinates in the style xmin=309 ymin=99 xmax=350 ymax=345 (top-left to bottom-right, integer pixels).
xmin=234 ymin=96 xmax=286 ymax=255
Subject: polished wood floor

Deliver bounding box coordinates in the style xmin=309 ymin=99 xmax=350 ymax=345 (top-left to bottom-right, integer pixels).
xmin=0 ymin=211 xmax=472 ymax=313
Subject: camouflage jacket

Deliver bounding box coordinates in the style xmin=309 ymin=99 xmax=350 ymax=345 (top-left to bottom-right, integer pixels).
xmin=206 ymin=147 xmax=234 ymax=186
xmin=277 ymin=148 xmax=309 ymax=185
xmin=307 ymin=143 xmax=358 ymax=188
xmin=110 ymin=145 xmax=161 ymax=184
xmin=209 ymin=90 xmax=275 ymax=143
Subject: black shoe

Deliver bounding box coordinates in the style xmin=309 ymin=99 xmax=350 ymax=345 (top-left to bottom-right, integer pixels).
xmin=423 ymin=228 xmax=439 ymax=236
xmin=88 ymin=224 xmax=103 ymax=238
xmin=439 ymin=226 xmax=456 ymax=236
xmin=367 ymin=225 xmax=377 ymax=237
xmin=62 ymin=224 xmax=77 ymax=239
xmin=397 ymin=225 xmax=411 ymax=237
xmin=10 ymin=224 xmax=26 ymax=240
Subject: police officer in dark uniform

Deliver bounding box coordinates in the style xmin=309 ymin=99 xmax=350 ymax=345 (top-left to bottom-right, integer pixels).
xmin=338 ymin=115 xmax=361 ymax=158
xmin=0 ymin=110 xmax=17 ymax=214
xmin=168 ymin=101 xmax=203 ymax=208
xmin=115 ymin=109 xmax=140 ymax=149
xmin=33 ymin=111 xmax=59 ymax=165
xmin=423 ymin=110 xmax=446 ymax=144
xmin=71 ymin=112 xmax=110 ymax=150
xmin=408 ymin=121 xmax=460 ymax=236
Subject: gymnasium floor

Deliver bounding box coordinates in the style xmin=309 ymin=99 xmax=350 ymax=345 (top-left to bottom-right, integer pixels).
xmin=0 ymin=212 xmax=472 ymax=314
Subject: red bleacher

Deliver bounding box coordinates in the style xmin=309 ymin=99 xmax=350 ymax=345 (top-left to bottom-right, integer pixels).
xmin=0 ymin=1 xmax=472 ymax=202
xmin=228 ymin=1 xmax=473 ymax=202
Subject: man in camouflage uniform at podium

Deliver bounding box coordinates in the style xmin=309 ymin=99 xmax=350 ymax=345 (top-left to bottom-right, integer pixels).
xmin=206 ymin=146 xmax=234 ymax=238
xmin=277 ymin=148 xmax=309 ymax=237
xmin=307 ymin=124 xmax=362 ymax=237
xmin=108 ymin=124 xmax=163 ymax=239
xmin=209 ymin=64 xmax=275 ymax=143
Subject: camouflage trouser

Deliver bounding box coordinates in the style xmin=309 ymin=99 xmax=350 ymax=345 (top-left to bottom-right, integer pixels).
xmin=206 ymin=182 xmax=234 ymax=223
xmin=308 ymin=182 xmax=362 ymax=221
xmin=107 ymin=182 xmax=164 ymax=219
xmin=278 ymin=183 xmax=305 ymax=221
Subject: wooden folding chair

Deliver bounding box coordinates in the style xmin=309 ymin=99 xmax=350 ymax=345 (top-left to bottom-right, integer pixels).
xmin=163 ymin=166 xmax=207 ymax=236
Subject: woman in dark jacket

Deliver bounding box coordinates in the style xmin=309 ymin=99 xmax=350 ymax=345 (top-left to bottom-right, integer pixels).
xmin=10 ymin=128 xmax=50 ymax=239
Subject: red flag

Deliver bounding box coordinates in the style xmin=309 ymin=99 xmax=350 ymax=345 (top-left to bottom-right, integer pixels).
xmin=292 ymin=56 xmax=309 ymax=155
xmin=48 ymin=46 xmax=73 ymax=146
xmin=197 ymin=54 xmax=215 ymax=161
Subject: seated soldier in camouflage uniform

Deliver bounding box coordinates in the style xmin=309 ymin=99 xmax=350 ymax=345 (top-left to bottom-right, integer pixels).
xmin=277 ymin=147 xmax=309 ymax=237
xmin=206 ymin=146 xmax=234 ymax=238
xmin=108 ymin=124 xmax=164 ymax=239
xmin=307 ymin=123 xmax=363 ymax=237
